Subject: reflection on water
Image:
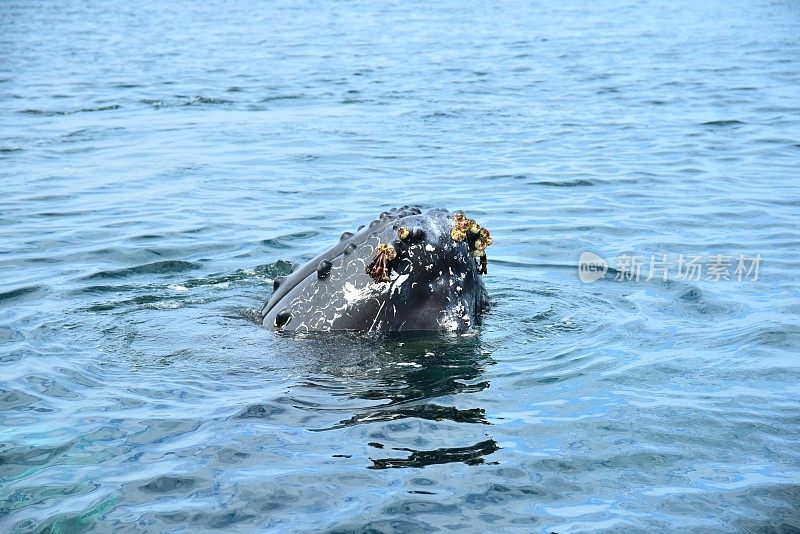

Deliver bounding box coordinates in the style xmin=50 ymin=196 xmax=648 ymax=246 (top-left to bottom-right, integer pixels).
xmin=370 ymin=439 xmax=499 ymax=470
xmin=303 ymin=336 xmax=497 ymax=468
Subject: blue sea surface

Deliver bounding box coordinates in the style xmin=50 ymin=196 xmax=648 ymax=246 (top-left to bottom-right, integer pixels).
xmin=2 ymin=1 xmax=800 ymax=531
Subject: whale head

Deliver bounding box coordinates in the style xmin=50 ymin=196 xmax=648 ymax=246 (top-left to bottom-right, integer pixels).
xmin=261 ymin=207 xmax=492 ymax=333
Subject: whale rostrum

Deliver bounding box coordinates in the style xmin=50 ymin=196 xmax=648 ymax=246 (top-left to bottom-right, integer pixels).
xmin=261 ymin=207 xmax=492 ymax=333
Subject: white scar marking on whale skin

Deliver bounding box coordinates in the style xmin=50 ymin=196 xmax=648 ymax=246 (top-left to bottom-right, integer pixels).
xmin=425 ymin=244 xmax=435 ymax=251
xmin=342 ymin=281 xmax=387 ymax=306
xmin=457 ymin=301 xmax=470 ymax=325
xmin=439 ymin=300 xmax=467 ymax=332
xmin=439 ymin=310 xmax=460 ymax=332
xmin=369 ymin=300 xmax=386 ymax=332
xmin=390 ymin=273 xmax=409 ymax=295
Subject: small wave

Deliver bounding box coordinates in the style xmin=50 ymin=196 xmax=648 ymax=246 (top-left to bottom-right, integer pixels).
xmin=673 ymin=285 xmax=742 ymax=318
xmin=0 ymin=325 xmax=24 ymax=344
xmin=259 ymin=94 xmax=304 ymax=102
xmin=422 ymin=111 xmax=458 ymax=119
xmin=78 ymin=284 xmax=137 ymax=294
xmin=256 ymin=260 xmax=295 ymax=278
xmin=700 ymin=120 xmax=745 ymax=127
xmin=0 ymin=286 xmax=41 ymax=305
xmin=140 ymin=99 xmax=165 ymax=108
xmin=534 ymin=179 xmax=596 ymax=187
xmin=18 ymin=109 xmax=66 ymax=116
xmin=17 ymin=104 xmax=121 ymax=116
xmin=78 ymin=104 xmax=121 ymax=113
xmin=85 ymin=260 xmax=202 ymax=280
xmin=128 ymin=234 xmax=163 ymax=241
xmin=180 ymin=96 xmax=232 ymax=106
xmin=260 ymin=231 xmax=319 ymax=249
xmin=238 ymin=308 xmax=264 ymax=324
xmin=178 ymin=261 xmax=293 ymax=290
xmin=139 ymin=475 xmax=200 ymax=494
xmin=140 ymin=96 xmax=232 ymax=109
xmin=727 ymin=323 xmax=800 ymax=351
xmin=480 ymin=173 xmax=531 ymax=181
xmin=84 ymin=293 xmax=186 ymax=312
xmin=235 ymin=403 xmax=288 ymax=419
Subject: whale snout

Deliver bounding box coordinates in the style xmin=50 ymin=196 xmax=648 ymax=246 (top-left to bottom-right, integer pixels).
xmin=261 ymin=207 xmax=492 ymax=333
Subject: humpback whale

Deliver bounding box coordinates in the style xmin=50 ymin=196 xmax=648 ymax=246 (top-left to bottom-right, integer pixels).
xmin=261 ymin=207 xmax=493 ymax=333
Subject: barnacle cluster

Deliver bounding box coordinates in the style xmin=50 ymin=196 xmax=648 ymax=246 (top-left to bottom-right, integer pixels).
xmin=451 ymin=211 xmax=493 ymax=274
xmin=365 ymin=208 xmax=494 ymax=283
xmin=365 ymin=243 xmax=397 ymax=283
xmin=365 ymin=223 xmax=417 ymax=283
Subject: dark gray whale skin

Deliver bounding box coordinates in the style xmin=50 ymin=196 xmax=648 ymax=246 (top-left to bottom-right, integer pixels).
xmin=261 ymin=207 xmax=489 ymax=333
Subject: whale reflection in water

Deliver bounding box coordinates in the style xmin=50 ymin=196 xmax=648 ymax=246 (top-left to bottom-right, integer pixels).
xmin=296 ymin=334 xmax=499 ymax=469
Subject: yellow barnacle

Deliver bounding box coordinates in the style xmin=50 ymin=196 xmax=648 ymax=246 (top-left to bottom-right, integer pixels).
xmin=472 ymin=249 xmax=485 ymax=257
xmin=479 ymin=228 xmax=493 ymax=247
xmin=451 ymin=227 xmax=467 ymax=242
xmin=468 ymin=220 xmax=481 ymax=234
xmin=397 ymin=226 xmax=410 ymax=240
xmin=474 ymin=238 xmax=486 ymax=251
xmin=376 ymin=243 xmax=397 ymax=260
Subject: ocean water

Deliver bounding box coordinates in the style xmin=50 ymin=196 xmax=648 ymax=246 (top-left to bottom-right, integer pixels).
xmin=2 ymin=0 xmax=800 ymax=531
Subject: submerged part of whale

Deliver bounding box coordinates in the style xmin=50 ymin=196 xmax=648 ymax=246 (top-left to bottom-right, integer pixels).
xmin=261 ymin=207 xmax=493 ymax=333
